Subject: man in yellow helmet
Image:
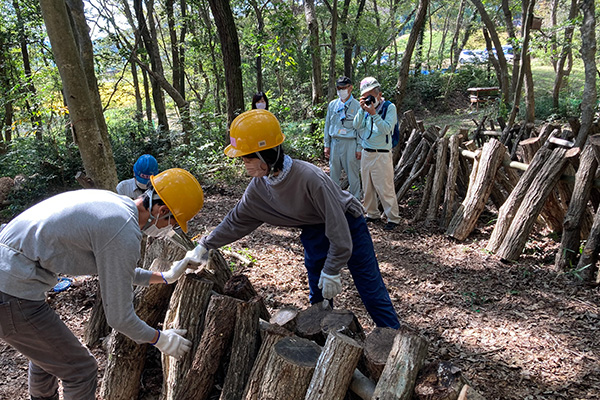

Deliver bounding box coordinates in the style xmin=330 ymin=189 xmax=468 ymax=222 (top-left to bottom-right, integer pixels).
xmin=194 ymin=110 xmax=400 ymax=329
xmin=0 ymin=168 xmax=204 ymax=400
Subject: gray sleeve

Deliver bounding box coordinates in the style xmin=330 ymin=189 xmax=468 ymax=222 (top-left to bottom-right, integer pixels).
xmin=96 ymin=231 xmax=156 ymax=344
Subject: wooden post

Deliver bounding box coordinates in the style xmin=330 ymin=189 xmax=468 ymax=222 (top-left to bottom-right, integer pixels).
xmin=176 ymin=294 xmax=242 ymax=400
xmin=446 ymin=139 xmax=505 ymax=241
xmin=160 ymin=275 xmax=214 ymax=400
xmin=304 ymin=333 xmax=363 ymax=400
xmin=442 ymin=134 xmax=461 ymax=228
xmin=256 ymin=336 xmax=322 ymax=399
xmin=396 ymin=142 xmax=433 ymax=202
xmin=496 ymin=147 xmax=580 ymax=261
xmin=556 ymin=145 xmax=598 ymax=270
xmin=414 ymin=166 xmax=435 ymax=222
xmin=372 ymin=331 xmax=428 ymax=400
xmin=426 ymin=136 xmax=449 ymax=225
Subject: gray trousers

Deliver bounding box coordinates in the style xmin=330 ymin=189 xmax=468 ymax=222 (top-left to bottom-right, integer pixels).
xmin=329 ymin=137 xmax=362 ymax=199
xmin=0 ymin=291 xmax=97 ymax=400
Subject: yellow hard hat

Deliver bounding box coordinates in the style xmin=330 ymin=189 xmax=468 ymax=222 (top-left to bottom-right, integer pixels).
xmin=224 ymin=109 xmax=285 ymax=157
xmin=150 ymin=168 xmax=204 ymax=233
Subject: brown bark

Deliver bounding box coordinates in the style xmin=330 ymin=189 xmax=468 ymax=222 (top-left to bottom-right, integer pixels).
xmin=304 ymin=0 xmax=323 ymax=114
xmin=270 ymin=306 xmax=300 ymax=332
xmin=372 ymin=331 xmax=429 ymax=400
xmin=305 ymin=333 xmax=363 ymax=400
xmin=446 ymin=139 xmax=505 ymax=241
xmin=161 ymin=275 xmax=214 ymax=400
xmin=362 ymin=327 xmax=398 ymax=381
xmin=497 ymin=148 xmax=580 ymax=261
xmin=197 ymin=249 xmax=234 ymax=293
xmin=321 ymin=309 xmax=365 ymax=342
xmin=295 ymin=302 xmax=333 ymax=345
xmin=442 ymin=134 xmax=461 ymax=228
xmin=176 ymin=294 xmax=241 ymax=400
xmin=414 ymin=165 xmax=435 ymax=222
xmin=224 ymin=274 xmax=270 ymax=321
xmin=396 ymin=141 xmax=433 ymax=202
xmin=426 ymin=136 xmax=449 ymax=225
xmin=256 ymin=336 xmax=322 ymax=399
xmin=414 ymin=361 xmax=466 ymax=400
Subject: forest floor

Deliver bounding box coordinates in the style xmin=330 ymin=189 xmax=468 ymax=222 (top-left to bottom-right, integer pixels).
xmin=1 ymin=170 xmax=600 ymax=400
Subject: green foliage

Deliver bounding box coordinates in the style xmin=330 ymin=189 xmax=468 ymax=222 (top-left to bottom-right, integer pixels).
xmin=282 ymin=118 xmax=323 ymax=161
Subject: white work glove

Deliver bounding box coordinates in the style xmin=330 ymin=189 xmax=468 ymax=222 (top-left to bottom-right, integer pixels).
xmin=161 ymin=245 xmax=208 ymax=284
xmin=318 ymin=271 xmax=342 ymax=299
xmin=152 ymin=329 xmax=191 ymax=359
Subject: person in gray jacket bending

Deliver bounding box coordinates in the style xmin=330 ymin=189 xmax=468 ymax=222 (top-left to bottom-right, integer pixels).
xmin=0 ymin=168 xmax=205 ymax=400
xmin=194 ymin=110 xmax=400 ymax=330
xmin=324 ymin=76 xmax=362 ymax=199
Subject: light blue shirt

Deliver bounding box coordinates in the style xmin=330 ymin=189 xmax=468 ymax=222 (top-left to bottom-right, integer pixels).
xmin=324 ymin=95 xmax=362 ymax=152
xmin=353 ymin=101 xmax=397 ymax=150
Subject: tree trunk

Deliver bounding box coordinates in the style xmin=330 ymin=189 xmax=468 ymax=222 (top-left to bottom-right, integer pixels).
xmin=207 ymin=0 xmax=245 ymax=125
xmin=304 ymin=0 xmax=323 ymax=115
xmin=446 ymin=139 xmax=505 ymax=241
xmin=552 ymin=0 xmax=578 ymax=111
xmin=575 ymin=0 xmax=597 ymax=148
xmin=442 ymin=134 xmax=461 ymax=228
xmin=176 ymin=294 xmax=241 ymax=400
xmin=496 ymin=148 xmax=580 ymax=261
xmin=257 ymin=336 xmax=322 ymax=399
xmin=243 ymin=324 xmax=295 ymax=400
xmin=39 ymin=0 xmax=118 ymax=190
xmin=555 ymin=146 xmax=597 ymax=270
xmin=426 ymin=136 xmax=449 ymax=225
xmin=305 ymin=333 xmax=363 ymax=400
xmin=100 ymin=256 xmax=176 ymax=400
xmin=326 ymin=0 xmax=338 ymax=101
xmin=161 ymin=275 xmax=214 ymax=400
xmin=395 ymin=0 xmax=429 ymax=108
xmin=371 ymin=331 xmax=429 ymax=400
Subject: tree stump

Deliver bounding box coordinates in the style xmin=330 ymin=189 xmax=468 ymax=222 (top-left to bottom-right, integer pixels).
xmin=361 ymin=327 xmax=398 ymax=381
xmin=496 ymin=147 xmax=580 ymax=261
xmin=99 ymin=257 xmax=176 ymax=400
xmin=256 ymin=336 xmax=322 ymax=400
xmin=305 ymin=333 xmax=363 ymax=400
xmin=175 ymin=294 xmax=241 ymax=400
xmin=243 ymin=324 xmax=294 ymax=400
xmin=371 ymin=331 xmax=428 ymax=400
xmin=220 ymin=297 xmax=262 ymax=400
xmin=161 ymin=274 xmax=214 ymax=400
xmin=320 ymin=309 xmax=365 ymax=342
xmin=446 ymin=139 xmax=505 ymax=241
xmin=414 ymin=361 xmax=465 ymax=400
xmin=295 ymin=303 xmax=333 ymax=345
xmin=224 ymin=273 xmax=271 ymax=321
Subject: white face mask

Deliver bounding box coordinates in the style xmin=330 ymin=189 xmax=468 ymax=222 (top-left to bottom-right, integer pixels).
xmin=143 ymin=214 xmax=175 ymax=238
xmin=135 ymin=179 xmax=148 ymax=190
xmin=337 ymin=89 xmax=349 ymax=101
xmin=243 ymin=157 xmax=268 ymax=177
xmin=255 ymin=102 xmax=267 ymax=109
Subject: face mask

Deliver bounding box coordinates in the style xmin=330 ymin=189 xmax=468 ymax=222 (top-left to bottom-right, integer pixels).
xmin=256 ymin=102 xmax=267 ymax=110
xmin=337 ymin=89 xmax=349 ymax=101
xmin=243 ymin=158 xmax=268 ymax=177
xmin=143 ymin=215 xmax=175 ymax=238
xmin=135 ymin=179 xmax=148 ymax=190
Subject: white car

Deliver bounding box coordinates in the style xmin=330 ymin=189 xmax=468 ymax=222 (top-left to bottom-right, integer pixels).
xmin=459 ymin=50 xmax=479 ymax=64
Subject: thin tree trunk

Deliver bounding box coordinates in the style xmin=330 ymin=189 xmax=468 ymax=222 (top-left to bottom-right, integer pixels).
xmin=552 ymin=0 xmax=578 ymax=111
xmin=575 ymin=0 xmax=597 ymax=148
xmin=305 ymin=0 xmax=323 ymax=116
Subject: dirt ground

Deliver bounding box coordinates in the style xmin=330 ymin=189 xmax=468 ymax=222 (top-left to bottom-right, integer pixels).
xmin=1 ymin=178 xmax=599 ymax=400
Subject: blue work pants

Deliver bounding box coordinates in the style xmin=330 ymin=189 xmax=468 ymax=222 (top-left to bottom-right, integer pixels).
xmin=300 ymin=213 xmax=400 ymax=328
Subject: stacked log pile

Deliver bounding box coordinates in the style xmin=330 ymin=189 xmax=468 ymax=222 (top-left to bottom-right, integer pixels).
xmin=100 ymin=238 xmax=486 ymax=399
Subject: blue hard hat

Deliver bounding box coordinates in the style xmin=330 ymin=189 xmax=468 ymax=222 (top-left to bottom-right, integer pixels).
xmin=133 ymin=154 xmax=159 ymax=185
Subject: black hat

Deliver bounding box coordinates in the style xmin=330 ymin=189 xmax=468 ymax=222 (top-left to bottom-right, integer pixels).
xmin=336 ymin=76 xmax=352 ymax=87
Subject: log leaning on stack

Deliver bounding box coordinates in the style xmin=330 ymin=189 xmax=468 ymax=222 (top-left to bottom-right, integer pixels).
xmin=446 ymin=139 xmax=505 ymax=241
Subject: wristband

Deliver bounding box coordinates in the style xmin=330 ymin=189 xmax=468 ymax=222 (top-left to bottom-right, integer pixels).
xmin=160 ymin=272 xmax=168 ymax=285
xmin=150 ymin=330 xmax=160 ymax=346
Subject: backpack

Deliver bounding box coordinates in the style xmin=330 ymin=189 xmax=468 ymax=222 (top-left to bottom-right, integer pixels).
xmin=379 ymin=100 xmax=400 ymax=147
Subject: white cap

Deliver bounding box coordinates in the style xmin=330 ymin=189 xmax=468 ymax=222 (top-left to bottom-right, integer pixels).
xmin=360 ymin=77 xmax=380 ymax=95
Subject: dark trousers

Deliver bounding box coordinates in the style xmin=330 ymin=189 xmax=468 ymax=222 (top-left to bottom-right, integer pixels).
xmin=300 ymin=213 xmax=400 ymax=328
xmin=0 ymin=291 xmax=97 ymax=400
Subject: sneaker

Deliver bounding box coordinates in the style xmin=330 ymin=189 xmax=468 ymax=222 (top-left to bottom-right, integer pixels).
xmin=384 ymin=222 xmax=398 ymax=231
xmin=365 ymin=217 xmax=379 ymax=223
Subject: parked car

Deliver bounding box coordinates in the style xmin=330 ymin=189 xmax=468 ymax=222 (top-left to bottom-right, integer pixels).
xmin=459 ymin=49 xmax=479 ymax=64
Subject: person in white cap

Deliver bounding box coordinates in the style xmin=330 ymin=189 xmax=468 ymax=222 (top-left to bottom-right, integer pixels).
xmin=323 ymin=76 xmax=362 ymax=199
xmin=353 ymin=77 xmax=401 ymax=231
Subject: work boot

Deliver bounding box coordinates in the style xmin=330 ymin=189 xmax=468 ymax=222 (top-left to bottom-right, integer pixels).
xmin=365 ymin=217 xmax=379 ymax=223
xmin=383 ymin=222 xmax=398 ymax=231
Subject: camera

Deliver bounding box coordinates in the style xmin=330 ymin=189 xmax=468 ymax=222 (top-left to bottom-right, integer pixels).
xmin=364 ymin=95 xmax=376 ymax=106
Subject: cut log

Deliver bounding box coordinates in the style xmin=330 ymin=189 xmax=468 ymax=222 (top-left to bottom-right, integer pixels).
xmin=176 ymin=294 xmax=242 ymax=400
xmin=556 ymin=145 xmax=598 ymax=270
xmin=270 ymin=306 xmax=300 ymax=331
xmin=295 ymin=303 xmax=333 ymax=345
xmin=426 ymin=136 xmax=449 ymax=225
xmin=396 ymin=141 xmax=433 ymax=202
xmin=487 ymin=142 xmax=554 ymax=253
xmin=224 ymin=273 xmax=271 ymax=321
xmin=256 ymin=336 xmax=322 ymax=400
xmin=160 ymin=274 xmax=214 ymax=400
xmin=243 ymin=324 xmax=295 ymax=400
xmin=414 ymin=361 xmax=465 ymax=400
xmin=446 ymin=139 xmax=505 ymax=241
xmin=305 ymin=333 xmax=363 ymax=400
xmin=220 ymin=297 xmax=262 ymax=400
xmin=414 ymin=165 xmax=435 ymax=222
xmin=442 ymin=134 xmax=461 ymax=228
xmin=320 ymin=309 xmax=366 ymax=342
xmin=99 ymin=257 xmax=176 ymax=400
xmin=395 ymin=140 xmax=426 ymax=191
xmin=196 ymin=249 xmax=233 ymax=293
xmin=404 ymin=110 xmax=418 ymax=130
xmin=371 ymin=331 xmax=428 ymax=400
xmin=496 ymin=147 xmax=580 ymax=261
xmin=395 ymin=129 xmax=421 ymax=170
xmin=362 ymin=327 xmax=398 ymax=381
